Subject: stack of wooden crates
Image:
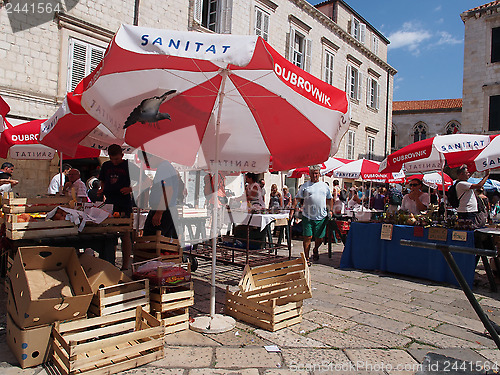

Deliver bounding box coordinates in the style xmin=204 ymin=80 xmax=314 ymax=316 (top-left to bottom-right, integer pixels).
xmin=225 ymin=253 xmax=312 ymax=331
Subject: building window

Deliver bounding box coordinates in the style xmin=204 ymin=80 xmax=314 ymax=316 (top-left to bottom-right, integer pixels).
xmin=350 ymin=15 xmax=366 ymax=44
xmin=254 ymin=6 xmax=269 ymax=41
xmin=492 ymin=27 xmax=500 ymax=63
xmin=346 ymin=129 xmax=355 ymax=159
xmin=391 ymin=126 xmax=397 ymax=151
xmin=193 ymin=0 xmax=233 ymax=33
xmin=371 ymin=34 xmax=379 ymax=55
xmin=346 ymin=65 xmax=362 ymax=101
xmin=289 ymin=28 xmax=311 ymax=71
xmin=489 ymin=95 xmax=500 ymax=131
xmin=413 ymin=122 xmax=427 ymax=143
xmin=445 ymin=121 xmax=460 ymax=134
xmin=366 ymin=77 xmax=380 ymax=109
xmin=324 ymin=49 xmax=335 ymax=85
xmin=67 ymin=38 xmax=105 ymax=92
xmin=367 ymin=136 xmax=375 ymax=159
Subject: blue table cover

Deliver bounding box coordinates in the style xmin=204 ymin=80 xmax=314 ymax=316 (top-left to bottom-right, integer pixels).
xmin=340 ymin=222 xmax=476 ymax=287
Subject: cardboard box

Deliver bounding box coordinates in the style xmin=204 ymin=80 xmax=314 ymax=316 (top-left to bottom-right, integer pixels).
xmin=79 ymin=253 xmax=131 ymax=294
xmin=6 ymin=313 xmax=52 ymax=369
xmin=8 ymin=246 xmax=93 ymax=328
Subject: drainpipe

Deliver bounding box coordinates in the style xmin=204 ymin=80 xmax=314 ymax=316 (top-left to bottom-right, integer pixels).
xmin=384 ymin=69 xmax=390 ymax=157
xmin=134 ymin=0 xmax=140 ymax=25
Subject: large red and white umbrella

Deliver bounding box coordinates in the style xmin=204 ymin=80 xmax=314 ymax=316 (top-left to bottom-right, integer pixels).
xmin=470 ymin=134 xmax=500 ymax=172
xmin=41 ymin=26 xmax=350 ymax=172
xmin=39 ymin=25 xmax=350 ymax=329
xmin=379 ymin=134 xmax=494 ymax=174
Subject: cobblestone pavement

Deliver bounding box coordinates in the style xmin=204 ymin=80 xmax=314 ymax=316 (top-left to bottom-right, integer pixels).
xmin=1 ymin=239 xmax=499 ymax=374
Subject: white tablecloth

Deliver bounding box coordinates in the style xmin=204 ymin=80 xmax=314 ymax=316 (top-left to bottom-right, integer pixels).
xmin=476 ymin=227 xmax=500 ymax=235
xmin=225 ymin=211 xmax=289 ymax=231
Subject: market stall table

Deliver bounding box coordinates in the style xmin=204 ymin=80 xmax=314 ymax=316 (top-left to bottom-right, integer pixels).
xmin=340 ymin=222 xmax=476 ymax=287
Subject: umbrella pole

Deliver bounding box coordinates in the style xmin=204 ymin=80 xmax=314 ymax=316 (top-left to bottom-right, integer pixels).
xmin=440 ymin=156 xmax=447 ymax=220
xmin=190 ymin=69 xmax=235 ymax=333
xmin=59 ymin=151 xmax=63 ymax=194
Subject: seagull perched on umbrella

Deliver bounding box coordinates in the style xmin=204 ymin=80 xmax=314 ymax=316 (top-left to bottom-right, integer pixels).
xmin=123 ymin=89 xmax=176 ymax=129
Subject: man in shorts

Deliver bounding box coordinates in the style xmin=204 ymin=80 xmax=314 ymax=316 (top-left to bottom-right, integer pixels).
xmin=294 ymin=164 xmax=333 ymax=264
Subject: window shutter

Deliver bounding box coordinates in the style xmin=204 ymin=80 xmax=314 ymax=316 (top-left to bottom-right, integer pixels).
xmin=220 ymin=0 xmax=232 ymax=34
xmin=345 ymin=65 xmax=350 ymax=93
xmin=90 ymin=45 xmax=104 ymax=72
xmin=193 ymin=0 xmax=202 ymax=24
xmin=366 ymin=77 xmax=370 ymax=106
xmin=376 ymin=82 xmax=381 ymax=110
xmin=305 ymin=38 xmax=312 ymax=72
xmin=263 ymin=12 xmax=269 ymax=41
xmin=360 ymin=24 xmax=366 ymax=44
xmin=288 ymin=26 xmax=295 ymax=61
xmin=68 ymin=39 xmax=87 ymax=92
xmin=357 ymin=71 xmax=362 ymax=101
xmin=255 ymin=8 xmax=262 ymax=37
xmin=350 ymin=15 xmax=355 ymax=36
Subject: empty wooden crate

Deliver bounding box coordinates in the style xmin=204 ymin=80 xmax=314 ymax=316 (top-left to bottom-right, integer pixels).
xmin=88 ymin=279 xmax=150 ymax=317
xmin=150 ymin=282 xmax=194 ymax=334
xmin=133 ymin=231 xmax=182 ymax=263
xmin=51 ymin=306 xmax=164 ymax=375
xmin=225 ymin=253 xmax=312 ymax=331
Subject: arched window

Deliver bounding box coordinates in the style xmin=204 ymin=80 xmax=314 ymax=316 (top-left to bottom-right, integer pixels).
xmin=413 ymin=122 xmax=427 ymax=143
xmin=445 ymin=121 xmax=461 ymax=134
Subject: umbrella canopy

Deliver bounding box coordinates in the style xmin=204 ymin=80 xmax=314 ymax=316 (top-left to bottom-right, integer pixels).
xmin=410 ymin=172 xmax=453 ymax=191
xmin=333 ymin=159 xmax=404 ymax=182
xmin=469 ymin=134 xmax=500 ymax=172
xmin=0 ymin=119 xmax=100 ymax=160
xmin=40 ymin=26 xmax=350 ymax=172
xmin=287 ymin=157 xmax=351 ymax=178
xmin=468 ymin=177 xmax=500 ymax=192
xmin=0 ymin=95 xmax=10 ymax=132
xmin=379 ymin=134 xmax=495 ymax=174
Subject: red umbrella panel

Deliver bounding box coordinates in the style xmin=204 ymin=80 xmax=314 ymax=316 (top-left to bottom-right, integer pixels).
xmin=332 ymin=159 xmax=403 ymax=182
xmin=40 ymin=26 xmax=351 ymax=173
xmin=0 ymin=119 xmax=100 ymax=160
xmin=379 ymin=134 xmax=494 ymax=174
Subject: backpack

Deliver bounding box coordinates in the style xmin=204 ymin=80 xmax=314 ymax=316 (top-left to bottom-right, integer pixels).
xmin=447 ymin=182 xmax=462 ymax=208
xmin=339 ymin=189 xmax=348 ymax=202
xmin=389 ymin=188 xmax=403 ymax=206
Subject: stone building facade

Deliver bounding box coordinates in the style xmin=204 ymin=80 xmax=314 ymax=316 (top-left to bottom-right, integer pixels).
xmin=0 ymin=0 xmax=395 ymax=197
xmin=392 ymin=99 xmax=462 ymax=151
xmin=461 ymin=1 xmax=500 ymax=135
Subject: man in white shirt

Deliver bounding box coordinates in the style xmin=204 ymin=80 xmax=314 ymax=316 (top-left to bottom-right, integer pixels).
xmin=294 ymin=165 xmax=333 ymax=264
xmin=63 ymin=168 xmax=88 ymax=202
xmin=455 ymin=165 xmax=489 ymax=227
xmin=48 ymin=163 xmax=72 ymax=195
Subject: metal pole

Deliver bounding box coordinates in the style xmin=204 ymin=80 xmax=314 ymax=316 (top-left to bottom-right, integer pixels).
xmin=400 ymin=239 xmax=500 ymax=349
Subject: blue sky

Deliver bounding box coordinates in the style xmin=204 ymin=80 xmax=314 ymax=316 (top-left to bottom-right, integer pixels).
xmin=308 ymin=0 xmax=488 ymax=101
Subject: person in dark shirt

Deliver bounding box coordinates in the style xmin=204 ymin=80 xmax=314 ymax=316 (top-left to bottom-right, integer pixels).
xmin=98 ymin=144 xmax=133 ymax=270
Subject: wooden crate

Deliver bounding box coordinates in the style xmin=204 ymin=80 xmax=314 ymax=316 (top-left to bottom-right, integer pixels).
xmin=88 ymin=279 xmax=150 ymax=317
xmin=2 ymin=195 xmax=71 ymax=214
xmin=133 ymin=231 xmax=182 ymax=263
xmin=82 ymin=216 xmax=133 ymax=234
xmin=225 ymin=253 xmax=311 ymax=331
xmin=51 ymin=306 xmax=164 ymax=375
xmin=5 ymin=213 xmax=78 ymax=240
xmin=151 ymin=282 xmax=194 ymax=334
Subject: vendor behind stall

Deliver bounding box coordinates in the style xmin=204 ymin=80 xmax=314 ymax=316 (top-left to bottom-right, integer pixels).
xmin=400 ymin=178 xmax=429 ymax=215
xmin=63 ymin=169 xmax=88 ymax=202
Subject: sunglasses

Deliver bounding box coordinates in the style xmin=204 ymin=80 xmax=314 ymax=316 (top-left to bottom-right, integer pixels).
xmin=409 ymin=183 xmax=420 ymax=187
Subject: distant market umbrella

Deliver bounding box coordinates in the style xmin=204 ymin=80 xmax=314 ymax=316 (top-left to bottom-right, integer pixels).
xmin=287 ymin=157 xmax=351 ymax=178
xmin=0 ymin=119 xmax=100 ymax=160
xmin=410 ymin=172 xmax=453 ymax=191
xmin=39 ymin=25 xmax=351 ymax=332
xmin=333 ymin=159 xmax=403 ymax=182
xmin=468 ymin=177 xmax=500 ymax=192
xmin=379 ymin=134 xmax=494 ymax=174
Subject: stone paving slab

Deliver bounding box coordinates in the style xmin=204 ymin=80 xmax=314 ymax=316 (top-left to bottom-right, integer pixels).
xmin=401 ymin=326 xmax=486 ymax=349
xmin=289 ymin=318 xmax=322 ymax=334
xmin=303 ymin=310 xmax=358 ymax=331
xmin=380 ymin=308 xmax=441 ymax=330
xmin=151 ymin=347 xmax=213 ymax=368
xmin=280 ymin=348 xmax=350 ymax=370
xmin=350 ymin=312 xmax=411 ymax=334
xmin=407 ymin=348 xmax=488 ymax=364
xmin=164 ymin=330 xmax=222 ymax=347
xmin=427 ymin=311 xmax=486 ymax=332
xmin=189 ymin=369 xmax=260 ymax=375
xmin=346 ymin=324 xmax=413 ymax=348
xmin=307 ymin=327 xmax=385 ymax=348
xmin=344 ymin=349 xmax=419 ymax=375
xmin=254 ymin=328 xmax=329 ymax=348
xmin=122 ymin=367 xmax=185 ymax=374
xmin=214 ymin=348 xmax=281 ymax=368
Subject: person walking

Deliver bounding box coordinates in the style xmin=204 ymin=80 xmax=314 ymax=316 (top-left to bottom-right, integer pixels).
xmin=294 ymin=165 xmax=333 ymax=265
